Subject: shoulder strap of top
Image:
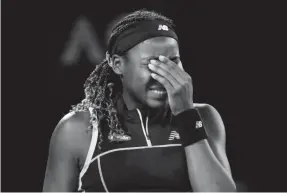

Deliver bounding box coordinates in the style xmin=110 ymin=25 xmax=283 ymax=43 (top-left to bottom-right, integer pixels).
xmin=78 ymin=107 xmax=99 ymax=191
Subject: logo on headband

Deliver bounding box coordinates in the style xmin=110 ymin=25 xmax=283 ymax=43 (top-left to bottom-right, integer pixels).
xmin=158 ymin=24 xmax=169 ymax=31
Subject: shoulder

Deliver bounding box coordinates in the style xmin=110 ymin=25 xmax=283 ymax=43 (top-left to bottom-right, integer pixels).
xmin=193 ymin=103 xmax=225 ymax=139
xmin=50 ymin=110 xmax=92 ymax=157
xmin=54 ymin=110 xmax=91 ymax=137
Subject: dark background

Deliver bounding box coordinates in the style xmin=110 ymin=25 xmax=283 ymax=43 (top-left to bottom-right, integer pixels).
xmin=2 ymin=0 xmax=286 ymax=192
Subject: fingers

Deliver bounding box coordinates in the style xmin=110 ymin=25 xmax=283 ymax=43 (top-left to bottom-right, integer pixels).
xmin=150 ymin=73 xmax=174 ymax=91
xmin=149 ymin=58 xmax=185 ymax=86
xmin=158 ymin=55 xmax=192 ymax=84
xmin=158 ymin=55 xmax=186 ymax=77
xmin=148 ymin=61 xmax=180 ymax=88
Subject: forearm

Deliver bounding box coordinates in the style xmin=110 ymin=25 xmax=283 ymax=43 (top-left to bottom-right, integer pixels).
xmin=173 ymin=107 xmax=236 ymax=192
xmin=185 ymin=139 xmax=236 ymax=192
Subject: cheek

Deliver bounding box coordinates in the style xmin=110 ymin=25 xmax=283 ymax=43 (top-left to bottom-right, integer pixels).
xmin=136 ymin=67 xmax=152 ymax=87
xmin=178 ymin=61 xmax=184 ymax=71
xmin=124 ymin=67 xmax=151 ymax=89
xmin=140 ymin=66 xmax=152 ymax=78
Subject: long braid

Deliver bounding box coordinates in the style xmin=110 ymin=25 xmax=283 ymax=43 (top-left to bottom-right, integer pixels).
xmin=71 ymin=59 xmax=123 ymax=150
xmin=71 ymin=9 xmax=174 ymax=151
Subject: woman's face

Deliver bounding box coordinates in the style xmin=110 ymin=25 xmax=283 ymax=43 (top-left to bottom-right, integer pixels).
xmin=120 ymin=36 xmax=181 ymax=109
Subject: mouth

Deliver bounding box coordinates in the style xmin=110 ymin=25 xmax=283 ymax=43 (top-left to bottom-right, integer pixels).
xmin=149 ymin=87 xmax=167 ymax=98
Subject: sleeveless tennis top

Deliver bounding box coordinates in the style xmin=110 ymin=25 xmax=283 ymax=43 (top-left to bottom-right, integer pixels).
xmin=78 ymin=95 xmax=192 ymax=192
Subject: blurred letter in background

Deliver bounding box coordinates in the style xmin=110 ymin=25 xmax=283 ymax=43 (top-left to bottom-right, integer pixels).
xmin=60 ymin=16 xmax=104 ymax=66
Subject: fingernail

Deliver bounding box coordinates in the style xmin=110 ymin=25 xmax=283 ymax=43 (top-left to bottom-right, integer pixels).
xmin=148 ymin=63 xmax=154 ymax=68
xmin=150 ymin=59 xmax=157 ymax=64
xmin=159 ymin=55 xmax=165 ymax=61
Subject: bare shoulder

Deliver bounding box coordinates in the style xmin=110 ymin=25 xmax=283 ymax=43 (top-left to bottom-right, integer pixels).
xmin=50 ymin=110 xmax=92 ymax=163
xmin=53 ymin=110 xmax=92 ymax=138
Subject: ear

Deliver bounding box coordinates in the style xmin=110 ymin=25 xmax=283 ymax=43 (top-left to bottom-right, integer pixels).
xmin=108 ymin=54 xmax=125 ymax=76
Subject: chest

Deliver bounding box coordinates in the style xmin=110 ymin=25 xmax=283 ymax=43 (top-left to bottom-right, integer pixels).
xmin=99 ymin=145 xmax=191 ymax=192
xmin=80 ymin=121 xmax=192 ymax=192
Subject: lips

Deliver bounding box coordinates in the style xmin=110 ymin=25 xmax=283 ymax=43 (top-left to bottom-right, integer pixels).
xmin=149 ymin=86 xmax=166 ymax=91
xmin=150 ymin=87 xmax=165 ymax=90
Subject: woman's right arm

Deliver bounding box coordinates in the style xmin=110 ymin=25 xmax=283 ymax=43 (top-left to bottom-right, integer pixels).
xmin=43 ymin=113 xmax=83 ymax=192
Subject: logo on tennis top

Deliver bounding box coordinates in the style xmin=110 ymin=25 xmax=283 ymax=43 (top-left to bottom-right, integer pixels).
xmin=108 ymin=132 xmax=131 ymax=142
xmin=158 ymin=24 xmax=169 ymax=31
xmin=196 ymin=121 xmax=203 ymax=129
xmin=169 ymin=130 xmax=180 ymax=140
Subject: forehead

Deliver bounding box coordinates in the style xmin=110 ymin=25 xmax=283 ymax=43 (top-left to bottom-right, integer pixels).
xmin=129 ymin=37 xmax=179 ymax=59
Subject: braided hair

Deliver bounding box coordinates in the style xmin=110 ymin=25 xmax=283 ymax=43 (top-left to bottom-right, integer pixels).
xmin=71 ymin=9 xmax=174 ymax=150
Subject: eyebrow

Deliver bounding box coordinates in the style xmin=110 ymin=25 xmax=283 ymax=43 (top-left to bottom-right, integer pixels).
xmin=141 ymin=56 xmax=180 ymax=61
